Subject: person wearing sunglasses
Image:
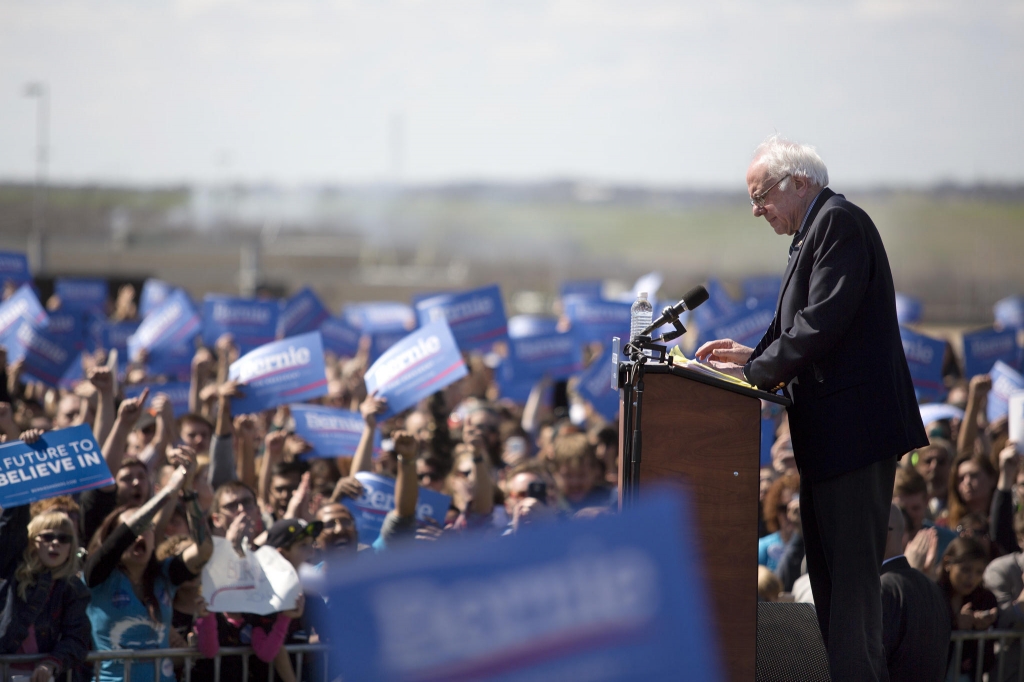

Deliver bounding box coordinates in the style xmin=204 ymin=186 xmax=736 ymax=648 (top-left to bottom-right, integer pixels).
xmin=0 ymin=432 xmax=91 ymax=682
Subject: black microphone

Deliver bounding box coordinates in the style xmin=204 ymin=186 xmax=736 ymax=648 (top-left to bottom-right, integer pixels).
xmin=641 ymin=285 xmax=710 ymax=336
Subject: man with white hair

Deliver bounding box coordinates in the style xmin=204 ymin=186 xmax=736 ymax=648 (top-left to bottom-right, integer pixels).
xmin=698 ymin=135 xmax=927 ymax=681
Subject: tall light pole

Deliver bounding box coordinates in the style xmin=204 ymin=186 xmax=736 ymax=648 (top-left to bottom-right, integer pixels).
xmin=23 ymin=82 xmax=48 ymax=273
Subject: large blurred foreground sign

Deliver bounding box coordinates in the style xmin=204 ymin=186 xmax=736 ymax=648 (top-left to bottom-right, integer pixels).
xmin=318 ymin=489 xmax=722 ymax=682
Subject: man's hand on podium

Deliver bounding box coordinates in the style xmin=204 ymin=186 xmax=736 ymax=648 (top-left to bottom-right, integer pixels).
xmin=695 ymin=338 xmax=754 ymax=365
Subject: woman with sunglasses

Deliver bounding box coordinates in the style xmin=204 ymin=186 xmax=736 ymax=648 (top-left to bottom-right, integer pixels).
xmin=0 ymin=430 xmax=91 ymax=682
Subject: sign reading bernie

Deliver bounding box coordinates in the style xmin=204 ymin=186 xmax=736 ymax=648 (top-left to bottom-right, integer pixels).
xmin=363 ymin=319 xmax=468 ymax=419
xmin=415 ymin=284 xmax=509 ymax=351
xmin=290 ymin=404 xmax=380 ymax=459
xmin=318 ymin=488 xmax=722 ymax=682
xmin=900 ymin=326 xmax=948 ymax=403
xmin=228 ymin=331 xmax=328 ymax=414
xmin=0 ymin=424 xmax=113 ymax=508
xmin=342 ymin=472 xmax=452 ymax=543
xmin=201 ymin=295 xmax=280 ymax=353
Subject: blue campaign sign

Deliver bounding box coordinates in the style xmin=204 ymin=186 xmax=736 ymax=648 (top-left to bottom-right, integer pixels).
xmin=54 ymin=278 xmax=108 ymax=314
xmin=319 ymin=488 xmax=722 ymax=682
xmin=0 ymin=284 xmax=48 ymax=348
xmin=963 ymin=327 xmax=1019 ymax=378
xmin=694 ymin=278 xmax=740 ymax=329
xmin=228 ymin=331 xmax=329 ymax=415
xmin=124 ymin=382 xmax=191 ymax=417
xmin=508 ymin=332 xmax=583 ymax=381
xmin=91 ymin=319 xmax=140 ymax=354
xmin=201 ymin=295 xmax=280 ymax=353
xmin=291 ymin=404 xmax=380 ymax=459
xmin=364 ymin=319 xmax=468 ymax=419
xmin=742 ymin=275 xmax=783 ymax=303
xmin=0 ymin=424 xmax=113 ymax=508
xmin=900 ymin=326 xmax=948 ymax=403
xmin=127 ymin=288 xmax=201 ymax=361
xmin=342 ymin=302 xmax=416 ymax=332
xmin=415 ymin=284 xmax=509 ymax=352
xmin=559 ymin=279 xmax=604 ymax=299
xmin=0 ymin=251 xmax=31 ymax=287
xmin=708 ymin=297 xmax=776 ymax=349
xmin=508 ymin=315 xmax=559 ymax=339
xmin=919 ymin=403 xmax=965 ymax=426
xmin=279 ymin=288 xmax=331 ymax=338
xmin=562 ymin=297 xmax=631 ymax=345
xmin=895 ymin=293 xmax=923 ymax=325
xmin=988 ymin=361 xmax=1024 ymax=423
xmin=143 ymin=347 xmax=193 ymax=382
xmin=760 ymin=418 xmax=775 ymax=467
xmin=320 ymin=316 xmax=362 ymax=358
xmin=369 ymin=329 xmax=411 ymax=363
xmin=45 ymin=310 xmax=88 ymax=351
xmin=574 ymin=343 xmax=619 ymax=422
xmin=139 ymin=279 xmax=174 ymax=317
xmin=12 ymin=321 xmax=79 ymax=387
xmin=341 ymin=472 xmax=452 ymax=544
xmin=995 ymin=296 xmax=1024 ymax=331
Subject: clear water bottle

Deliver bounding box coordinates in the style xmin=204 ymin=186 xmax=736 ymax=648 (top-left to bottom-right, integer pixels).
xmin=630 ymin=291 xmax=654 ymax=351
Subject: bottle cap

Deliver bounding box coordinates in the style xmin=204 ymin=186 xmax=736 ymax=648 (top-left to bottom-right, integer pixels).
xmin=639 ymin=292 xmax=648 ymax=299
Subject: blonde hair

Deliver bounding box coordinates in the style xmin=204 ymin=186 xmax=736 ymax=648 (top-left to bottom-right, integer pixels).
xmin=16 ymin=512 xmax=80 ymax=601
xmin=757 ymin=566 xmax=783 ymax=603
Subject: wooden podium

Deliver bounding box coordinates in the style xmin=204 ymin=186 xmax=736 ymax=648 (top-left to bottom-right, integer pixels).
xmin=617 ymin=361 xmax=789 ymax=682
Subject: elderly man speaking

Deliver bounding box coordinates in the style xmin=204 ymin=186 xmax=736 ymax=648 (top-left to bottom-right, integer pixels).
xmin=697 ymin=135 xmax=927 ymax=681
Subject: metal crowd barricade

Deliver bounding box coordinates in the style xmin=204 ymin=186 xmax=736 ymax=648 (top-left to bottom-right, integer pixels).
xmin=949 ymin=630 xmax=1024 ymax=682
xmin=0 ymin=643 xmax=331 ymax=682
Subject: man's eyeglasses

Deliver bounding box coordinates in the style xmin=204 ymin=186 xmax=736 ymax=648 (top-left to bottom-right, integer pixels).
xmin=750 ymin=174 xmax=790 ymax=208
xmin=36 ymin=532 xmax=73 ymax=546
xmin=222 ymin=497 xmax=257 ymax=512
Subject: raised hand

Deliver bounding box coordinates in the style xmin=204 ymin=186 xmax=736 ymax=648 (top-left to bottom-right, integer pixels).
xmin=117 ymin=387 xmax=149 ymax=423
xmin=265 ymin=430 xmax=288 ymax=461
xmin=331 ymin=476 xmax=364 ymax=501
xmin=283 ymin=434 xmax=312 ymax=460
xmin=192 ymin=347 xmax=214 ymax=373
xmin=152 ymin=393 xmax=174 ymax=421
xmin=284 ymin=472 xmax=312 ymax=520
xmin=217 ymin=380 xmax=244 ymax=398
xmin=226 ymin=512 xmax=256 ymax=557
xmin=392 ymin=430 xmax=418 ymax=459
xmin=19 ymin=428 xmax=44 ymax=444
xmin=167 ymin=445 xmax=199 ymax=488
xmin=87 ymin=366 xmax=115 ymax=396
xmin=359 ymin=391 xmax=388 ymax=427
xmin=905 ymin=527 xmax=939 ymax=575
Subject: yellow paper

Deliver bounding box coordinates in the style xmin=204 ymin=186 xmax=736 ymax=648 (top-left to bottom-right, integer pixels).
xmin=667 ymin=346 xmax=754 ymax=388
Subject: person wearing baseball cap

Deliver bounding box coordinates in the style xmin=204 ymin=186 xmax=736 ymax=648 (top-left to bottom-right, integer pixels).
xmin=263 ymin=518 xmax=323 ymax=570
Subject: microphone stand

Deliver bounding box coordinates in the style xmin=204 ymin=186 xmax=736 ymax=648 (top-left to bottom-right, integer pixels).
xmin=621 ymin=316 xmax=687 ymax=508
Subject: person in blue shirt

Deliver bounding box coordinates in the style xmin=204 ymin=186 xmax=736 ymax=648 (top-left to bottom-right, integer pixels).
xmin=83 ymin=447 xmax=213 ymax=682
xmin=759 ymin=473 xmax=800 ymax=571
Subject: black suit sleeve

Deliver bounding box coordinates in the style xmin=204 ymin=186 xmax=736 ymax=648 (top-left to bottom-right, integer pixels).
xmin=746 ymin=208 xmax=872 ymax=390
xmin=879 ymin=577 xmax=903 ymax=665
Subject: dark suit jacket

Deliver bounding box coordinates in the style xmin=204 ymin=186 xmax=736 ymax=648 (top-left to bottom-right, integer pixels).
xmin=744 ymin=188 xmax=928 ymax=480
xmin=880 ymin=556 xmax=951 ymax=682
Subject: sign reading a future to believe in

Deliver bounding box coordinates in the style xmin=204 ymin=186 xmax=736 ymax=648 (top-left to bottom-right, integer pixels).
xmin=0 ymin=424 xmax=113 ymax=508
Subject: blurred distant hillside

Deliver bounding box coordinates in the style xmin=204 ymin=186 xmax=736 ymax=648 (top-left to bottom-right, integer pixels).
xmin=1 ymin=181 xmax=1022 ymax=323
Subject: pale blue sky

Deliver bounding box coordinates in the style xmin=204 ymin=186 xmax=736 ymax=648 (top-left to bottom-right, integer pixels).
xmin=1 ymin=0 xmax=1021 ymax=187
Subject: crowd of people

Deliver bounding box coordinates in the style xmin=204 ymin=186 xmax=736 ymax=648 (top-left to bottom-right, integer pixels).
xmin=758 ymin=371 xmax=1024 ymax=681
xmin=2 ymin=271 xmax=1023 ymax=682
xmin=0 ymin=282 xmax=621 ymax=682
